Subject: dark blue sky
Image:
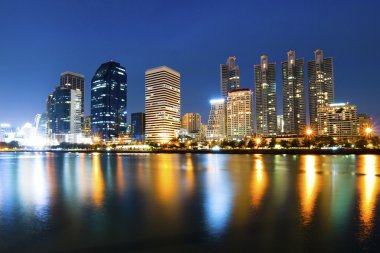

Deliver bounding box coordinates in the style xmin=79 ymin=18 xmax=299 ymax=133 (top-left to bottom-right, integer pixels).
xmin=0 ymin=0 xmax=379 ymax=127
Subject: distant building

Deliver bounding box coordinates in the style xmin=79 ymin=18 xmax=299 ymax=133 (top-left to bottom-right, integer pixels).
xmin=182 ymin=113 xmax=202 ymax=134
xmin=220 ymin=56 xmax=240 ymax=98
xmin=206 ymin=98 xmax=226 ymax=140
xmin=282 ymin=50 xmax=306 ymax=135
xmin=358 ymin=114 xmax=373 ymax=136
xmin=34 ymin=113 xmax=47 ymax=137
xmin=317 ymin=103 xmax=358 ymax=139
xmin=60 ymin=71 xmax=85 ymax=129
xmin=145 ymin=66 xmax=181 ymax=143
xmin=84 ymin=116 xmax=91 ymax=137
xmin=131 ymin=112 xmax=145 ymax=142
xmin=308 ymin=49 xmax=334 ymax=131
xmin=226 ymin=89 xmax=253 ymax=139
xmin=46 ymin=85 xmax=82 ymax=143
xmin=277 ymin=115 xmax=284 ymax=134
xmin=91 ymin=61 xmax=127 ymax=141
xmin=255 ymin=55 xmax=277 ymax=136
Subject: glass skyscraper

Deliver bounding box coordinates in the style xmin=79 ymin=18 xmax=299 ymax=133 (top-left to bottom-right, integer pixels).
xmin=220 ymin=56 xmax=240 ymax=98
xmin=131 ymin=112 xmax=145 ymax=142
xmin=254 ymin=55 xmax=277 ymax=136
xmin=282 ymin=50 xmax=306 ymax=136
xmin=91 ymin=61 xmax=127 ymax=140
xmin=308 ymin=49 xmax=334 ymax=131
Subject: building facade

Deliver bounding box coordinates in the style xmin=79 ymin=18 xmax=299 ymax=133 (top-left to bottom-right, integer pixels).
xmin=317 ymin=103 xmax=358 ymax=139
xmin=308 ymin=49 xmax=334 ymax=130
xmin=91 ymin=61 xmax=127 ymax=141
xmin=182 ymin=113 xmax=202 ymax=134
xmin=206 ymin=99 xmax=226 ymax=140
xmin=131 ymin=112 xmax=146 ymax=142
xmin=254 ymin=55 xmax=277 ymax=136
xmin=282 ymin=50 xmax=306 ymax=135
xmin=60 ymin=71 xmax=85 ymax=129
xmin=226 ymin=89 xmax=253 ymax=139
xmin=220 ymin=56 xmax=240 ymax=98
xmin=145 ymin=66 xmax=181 ymax=143
xmin=46 ymin=85 xmax=82 ymax=143
xmin=358 ymin=114 xmax=373 ymax=136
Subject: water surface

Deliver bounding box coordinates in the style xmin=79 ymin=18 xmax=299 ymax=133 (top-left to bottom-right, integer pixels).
xmin=0 ymin=152 xmax=379 ymax=252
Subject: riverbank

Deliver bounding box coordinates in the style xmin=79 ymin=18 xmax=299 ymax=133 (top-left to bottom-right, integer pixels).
xmin=2 ymin=148 xmax=380 ymax=155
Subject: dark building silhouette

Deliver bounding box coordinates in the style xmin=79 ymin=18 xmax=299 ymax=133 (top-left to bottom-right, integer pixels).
xmin=91 ymin=61 xmax=127 ymax=140
xmin=131 ymin=112 xmax=145 ymax=142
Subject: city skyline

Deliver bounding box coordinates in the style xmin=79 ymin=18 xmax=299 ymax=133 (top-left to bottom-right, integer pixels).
xmin=1 ymin=0 xmax=380 ymax=127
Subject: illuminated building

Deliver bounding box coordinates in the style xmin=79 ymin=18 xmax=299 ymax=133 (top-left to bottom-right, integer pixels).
xmin=47 ymin=85 xmax=82 ymax=143
xmin=206 ymin=98 xmax=226 ymax=140
xmin=131 ymin=112 xmax=145 ymax=142
xmin=226 ymin=89 xmax=253 ymax=139
xmin=254 ymin=55 xmax=277 ymax=136
xmin=317 ymin=103 xmax=358 ymax=139
xmin=220 ymin=56 xmax=240 ymax=98
xmin=145 ymin=66 xmax=181 ymax=143
xmin=282 ymin=50 xmax=306 ymax=135
xmin=182 ymin=113 xmax=201 ymax=134
xmin=91 ymin=61 xmax=127 ymax=141
xmin=84 ymin=116 xmax=91 ymax=137
xmin=277 ymin=115 xmax=284 ymax=134
xmin=60 ymin=71 xmax=85 ymax=129
xmin=308 ymin=49 xmax=334 ymax=130
xmin=34 ymin=113 xmax=47 ymax=137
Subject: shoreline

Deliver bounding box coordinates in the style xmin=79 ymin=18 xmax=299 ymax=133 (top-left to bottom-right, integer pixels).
xmin=2 ymin=149 xmax=380 ymax=155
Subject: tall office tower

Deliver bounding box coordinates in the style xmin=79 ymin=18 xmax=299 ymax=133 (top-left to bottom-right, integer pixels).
xmin=206 ymin=98 xmax=226 ymax=140
xmin=70 ymin=89 xmax=82 ymax=142
xmin=91 ymin=61 xmax=127 ymax=141
xmin=131 ymin=112 xmax=146 ymax=142
xmin=308 ymin=49 xmax=334 ymax=130
xmin=282 ymin=50 xmax=306 ymax=135
xmin=145 ymin=66 xmax=181 ymax=143
xmin=317 ymin=102 xmax=358 ymax=139
xmin=60 ymin=72 xmax=85 ymax=128
xmin=220 ymin=56 xmax=240 ymax=98
xmin=226 ymin=89 xmax=253 ymax=139
xmin=182 ymin=113 xmax=202 ymax=134
xmin=254 ymin=55 xmax=277 ymax=136
xmin=47 ymin=85 xmax=82 ymax=140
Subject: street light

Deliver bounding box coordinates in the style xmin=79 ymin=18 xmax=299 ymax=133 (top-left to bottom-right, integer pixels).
xmin=365 ymin=127 xmax=373 ymax=135
xmin=306 ymin=128 xmax=313 ymax=136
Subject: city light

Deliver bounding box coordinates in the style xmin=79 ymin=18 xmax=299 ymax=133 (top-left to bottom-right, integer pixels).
xmin=306 ymin=128 xmax=313 ymax=136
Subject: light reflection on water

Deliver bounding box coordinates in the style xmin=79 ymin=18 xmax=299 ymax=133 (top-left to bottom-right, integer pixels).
xmin=0 ymin=152 xmax=380 ymax=252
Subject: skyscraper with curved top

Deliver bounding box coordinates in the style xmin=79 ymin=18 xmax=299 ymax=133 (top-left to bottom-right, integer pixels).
xmin=91 ymin=61 xmax=127 ymax=140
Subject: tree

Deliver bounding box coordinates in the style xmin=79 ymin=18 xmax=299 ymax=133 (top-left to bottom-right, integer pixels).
xmin=291 ymin=139 xmax=299 ymax=148
xmin=269 ymin=138 xmax=277 ymax=148
xmin=355 ymin=139 xmax=368 ymax=149
xmin=280 ymin=140 xmax=290 ymax=149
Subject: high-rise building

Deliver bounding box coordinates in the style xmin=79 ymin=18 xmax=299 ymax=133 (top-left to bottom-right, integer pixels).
xmin=206 ymin=98 xmax=226 ymax=140
xmin=254 ymin=55 xmax=277 ymax=136
xmin=308 ymin=49 xmax=334 ymax=130
xmin=317 ymin=103 xmax=358 ymax=139
xmin=282 ymin=50 xmax=306 ymax=135
xmin=91 ymin=61 xmax=127 ymax=141
xmin=131 ymin=112 xmax=146 ymax=142
xmin=145 ymin=66 xmax=181 ymax=143
xmin=220 ymin=56 xmax=240 ymax=98
xmin=47 ymin=85 xmax=82 ymax=142
xmin=182 ymin=113 xmax=202 ymax=134
xmin=60 ymin=72 xmax=85 ymax=128
xmin=226 ymin=89 xmax=253 ymax=139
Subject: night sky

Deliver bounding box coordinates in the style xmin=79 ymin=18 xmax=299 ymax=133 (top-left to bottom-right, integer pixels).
xmin=0 ymin=0 xmax=379 ymax=127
